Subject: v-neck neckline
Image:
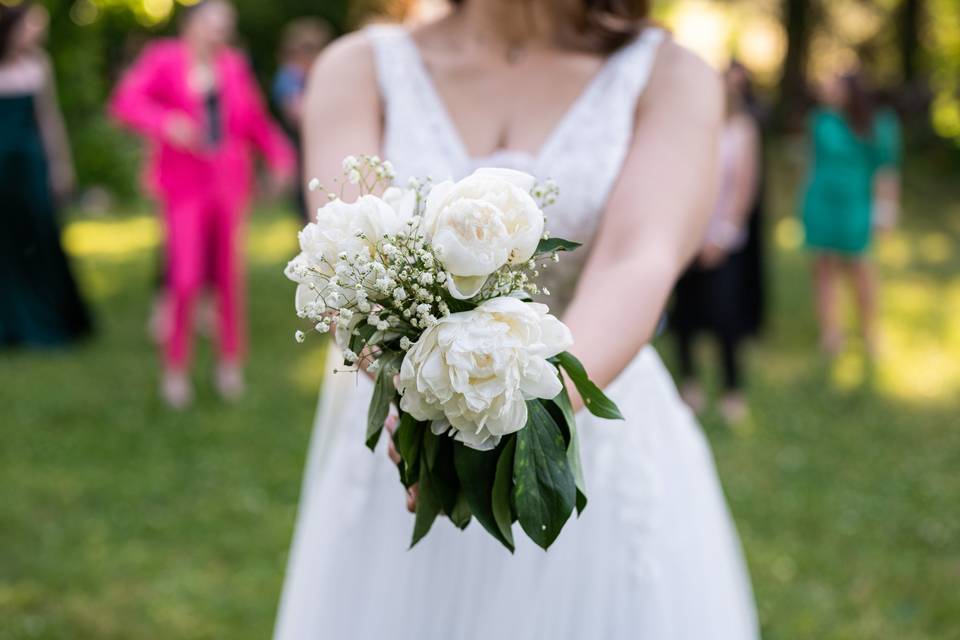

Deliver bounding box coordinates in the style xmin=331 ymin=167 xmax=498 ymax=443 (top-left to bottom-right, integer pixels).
xmin=396 ymin=29 xmax=628 ymax=165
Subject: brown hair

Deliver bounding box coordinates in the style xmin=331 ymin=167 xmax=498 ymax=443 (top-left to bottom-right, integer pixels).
xmin=0 ymin=1 xmax=30 ymax=60
xmin=449 ymin=0 xmax=650 ymax=54
xmin=280 ymin=17 xmax=333 ymax=61
xmin=178 ymin=0 xmax=233 ymax=30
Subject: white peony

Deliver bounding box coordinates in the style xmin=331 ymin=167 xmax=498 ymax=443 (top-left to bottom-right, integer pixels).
xmin=284 ymin=195 xmax=408 ymax=314
xmin=382 ymin=185 xmax=418 ymax=222
xmin=422 ymin=168 xmax=545 ymax=299
xmin=398 ymin=296 xmax=573 ymax=451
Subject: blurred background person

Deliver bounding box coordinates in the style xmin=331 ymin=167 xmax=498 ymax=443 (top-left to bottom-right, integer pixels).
xmin=109 ymin=0 xmax=294 ymax=409
xmin=801 ymin=70 xmax=901 ymax=357
xmin=0 ymin=1 xmax=91 ymax=349
xmin=272 ymin=17 xmax=331 ymax=221
xmin=671 ymin=61 xmax=764 ymax=425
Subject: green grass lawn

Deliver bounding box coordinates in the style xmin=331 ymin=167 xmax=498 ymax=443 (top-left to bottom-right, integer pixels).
xmin=2 ymin=150 xmax=959 ymax=639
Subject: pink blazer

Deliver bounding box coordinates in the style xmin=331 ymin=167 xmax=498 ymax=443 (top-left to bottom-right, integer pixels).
xmin=109 ymin=39 xmax=295 ymax=209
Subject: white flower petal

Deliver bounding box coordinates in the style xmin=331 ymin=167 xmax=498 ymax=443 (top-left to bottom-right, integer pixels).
xmin=520 ymin=358 xmax=563 ymax=401
xmin=446 ymin=274 xmax=488 ymax=300
xmin=472 ymin=167 xmax=537 ymax=192
xmin=395 ymin=297 xmax=573 ymax=451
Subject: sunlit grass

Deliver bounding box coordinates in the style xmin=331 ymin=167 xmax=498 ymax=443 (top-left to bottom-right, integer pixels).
xmin=62 ymin=215 xmax=160 ymax=259
xmin=658 ymin=147 xmax=960 ymax=639
xmin=3 ymin=152 xmax=959 ymax=639
xmin=287 ymin=342 xmax=327 ymax=394
xmin=247 ymin=216 xmax=301 ymax=265
xmin=774 ymin=216 xmax=804 ymax=251
xmin=771 ymin=210 xmax=960 ymax=403
xmin=876 ymin=278 xmax=960 ymax=402
xmin=62 ymin=212 xmax=303 ymax=266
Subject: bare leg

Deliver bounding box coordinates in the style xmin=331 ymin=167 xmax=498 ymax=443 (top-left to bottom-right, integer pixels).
xmin=675 ymin=328 xmax=706 ymax=413
xmin=849 ymin=257 xmax=878 ymax=356
xmin=719 ymin=334 xmax=749 ymax=425
xmin=148 ymin=290 xmax=170 ymax=345
xmin=813 ymin=254 xmax=843 ymax=355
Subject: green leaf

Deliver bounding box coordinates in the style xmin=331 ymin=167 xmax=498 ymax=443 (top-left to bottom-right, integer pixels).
xmin=431 ymin=437 xmax=460 ymax=516
xmin=535 ymin=237 xmax=581 ymax=255
xmin=554 ymin=351 xmax=624 ymax=420
xmin=348 ymin=324 xmax=377 ymax=361
xmin=393 ymin=413 xmax=425 ymax=487
xmin=445 ymin=298 xmax=477 ymax=314
xmin=365 ymin=354 xmax=400 ymax=451
xmin=453 ymin=440 xmax=516 ymax=552
xmin=410 ymin=455 xmax=441 ymax=548
xmin=512 ymin=400 xmax=576 ymax=550
xmin=423 ymin=427 xmax=440 ymax=470
xmin=449 ymin=492 xmax=472 ymax=530
xmin=492 ymin=436 xmax=517 ymax=548
xmin=551 ymin=386 xmax=587 ymax=515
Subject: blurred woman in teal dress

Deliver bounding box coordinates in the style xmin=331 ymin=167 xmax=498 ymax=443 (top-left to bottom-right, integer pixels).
xmin=801 ymin=71 xmax=900 ymax=356
xmin=0 ymin=1 xmax=91 ymax=348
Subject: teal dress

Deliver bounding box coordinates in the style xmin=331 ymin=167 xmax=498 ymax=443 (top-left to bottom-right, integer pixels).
xmin=801 ymin=108 xmax=901 ymax=255
xmin=0 ymin=93 xmax=91 ymax=348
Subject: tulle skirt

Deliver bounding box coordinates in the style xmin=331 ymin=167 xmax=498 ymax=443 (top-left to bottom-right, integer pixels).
xmin=273 ymin=345 xmax=759 ymax=640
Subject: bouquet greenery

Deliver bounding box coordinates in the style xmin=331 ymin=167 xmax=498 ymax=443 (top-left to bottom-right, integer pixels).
xmin=287 ymin=155 xmax=622 ymax=551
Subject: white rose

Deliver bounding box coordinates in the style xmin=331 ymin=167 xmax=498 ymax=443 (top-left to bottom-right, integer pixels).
xmin=285 ymin=195 xmax=404 ymax=313
xmin=398 ymin=296 xmax=573 ymax=451
xmin=423 ymin=168 xmax=544 ymax=299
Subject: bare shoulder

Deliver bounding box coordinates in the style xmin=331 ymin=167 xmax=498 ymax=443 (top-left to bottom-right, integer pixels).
xmin=642 ymin=36 xmax=723 ymax=127
xmin=303 ymin=29 xmax=382 ymax=140
xmin=307 ymin=29 xmax=377 ymax=96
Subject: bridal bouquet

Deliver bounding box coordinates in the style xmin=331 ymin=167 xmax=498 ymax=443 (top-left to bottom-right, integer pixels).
xmin=286 ymin=155 xmax=622 ymax=551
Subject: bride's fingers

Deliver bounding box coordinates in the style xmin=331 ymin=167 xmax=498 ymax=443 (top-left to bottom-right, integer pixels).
xmin=384 ymin=413 xmax=399 ymax=435
xmin=383 ymin=412 xmax=417 ymax=511
xmin=387 ymin=441 xmax=401 ymax=465
xmin=385 ymin=414 xmax=401 ymax=464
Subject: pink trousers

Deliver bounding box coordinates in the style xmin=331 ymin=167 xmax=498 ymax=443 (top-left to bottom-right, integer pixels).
xmin=163 ymin=192 xmax=245 ymax=370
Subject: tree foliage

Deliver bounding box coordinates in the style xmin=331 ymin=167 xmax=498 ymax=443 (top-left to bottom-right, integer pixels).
xmin=44 ymin=0 xmax=388 ymax=198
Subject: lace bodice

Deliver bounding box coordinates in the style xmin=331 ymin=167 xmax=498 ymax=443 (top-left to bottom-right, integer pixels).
xmin=368 ymin=25 xmax=665 ymax=314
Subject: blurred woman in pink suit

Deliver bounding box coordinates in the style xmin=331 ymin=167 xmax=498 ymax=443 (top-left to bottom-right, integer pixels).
xmin=110 ymin=0 xmax=294 ymax=408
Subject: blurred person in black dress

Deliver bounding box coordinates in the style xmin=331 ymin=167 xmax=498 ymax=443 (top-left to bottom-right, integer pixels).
xmin=671 ymin=61 xmax=765 ymax=424
xmin=0 ymin=1 xmax=91 ymax=349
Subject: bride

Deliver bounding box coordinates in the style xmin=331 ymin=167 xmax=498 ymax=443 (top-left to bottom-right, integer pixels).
xmin=274 ymin=1 xmax=759 ymax=638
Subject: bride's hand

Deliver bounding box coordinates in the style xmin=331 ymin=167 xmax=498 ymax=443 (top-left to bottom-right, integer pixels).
xmin=384 ymin=414 xmax=418 ymax=512
xmin=357 ymin=345 xmax=379 ymax=382
xmin=331 ymin=326 xmax=377 ymax=382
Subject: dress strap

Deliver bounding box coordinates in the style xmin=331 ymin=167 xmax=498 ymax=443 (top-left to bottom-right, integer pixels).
xmin=366 ymin=25 xmax=466 ymax=171
xmin=537 ymin=27 xmax=665 ymax=166
xmin=366 ymin=25 xmax=413 ymax=112
xmin=609 ymin=27 xmax=666 ymax=104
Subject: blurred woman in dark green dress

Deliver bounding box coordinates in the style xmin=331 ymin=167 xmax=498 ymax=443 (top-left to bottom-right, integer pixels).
xmin=0 ymin=2 xmax=91 ymax=348
xmin=801 ymin=71 xmax=900 ymax=356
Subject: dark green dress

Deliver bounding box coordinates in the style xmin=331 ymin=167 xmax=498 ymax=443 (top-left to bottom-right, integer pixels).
xmin=801 ymin=108 xmax=901 ymax=255
xmin=0 ymin=93 xmax=91 ymax=348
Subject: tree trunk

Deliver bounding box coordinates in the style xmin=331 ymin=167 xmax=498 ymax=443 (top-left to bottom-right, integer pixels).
xmin=898 ymin=0 xmax=923 ymax=83
xmin=776 ymin=0 xmax=814 ymax=130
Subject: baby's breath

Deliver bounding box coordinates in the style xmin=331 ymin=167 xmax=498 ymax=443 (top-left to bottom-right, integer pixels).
xmin=292 ymin=157 xmax=565 ymax=360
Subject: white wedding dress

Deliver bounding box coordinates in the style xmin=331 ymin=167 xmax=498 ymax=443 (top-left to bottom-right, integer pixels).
xmin=274 ymin=25 xmax=759 ymax=640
